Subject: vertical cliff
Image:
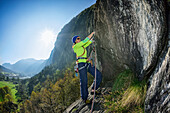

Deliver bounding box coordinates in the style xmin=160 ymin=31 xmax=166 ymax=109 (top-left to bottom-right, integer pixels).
xmin=94 ymin=0 xmax=169 ymax=112
xmin=145 ymin=2 xmax=170 ymax=112
xmin=95 ymin=0 xmax=167 ymax=81
xmin=46 ymin=0 xmax=169 ymax=112
xmin=145 ymin=41 xmax=170 ymax=113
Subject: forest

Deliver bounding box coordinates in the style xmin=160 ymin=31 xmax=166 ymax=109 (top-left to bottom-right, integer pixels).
xmin=0 ymin=64 xmax=94 ymax=112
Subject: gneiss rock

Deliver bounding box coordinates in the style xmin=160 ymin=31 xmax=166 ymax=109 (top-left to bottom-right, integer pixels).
xmin=145 ymin=45 xmax=170 ymax=113
xmin=145 ymin=2 xmax=170 ymax=112
xmin=95 ymin=0 xmax=167 ymax=81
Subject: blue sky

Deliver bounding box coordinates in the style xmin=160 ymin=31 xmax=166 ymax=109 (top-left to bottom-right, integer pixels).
xmin=0 ymin=0 xmax=96 ymax=65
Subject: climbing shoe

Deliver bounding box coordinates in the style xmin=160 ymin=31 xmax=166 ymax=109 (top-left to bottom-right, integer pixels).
xmin=84 ymin=99 xmax=91 ymax=104
xmin=91 ymin=90 xmax=101 ymax=95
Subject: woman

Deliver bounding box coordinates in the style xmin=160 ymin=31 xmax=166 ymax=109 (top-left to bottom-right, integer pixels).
xmin=72 ymin=32 xmax=102 ymax=104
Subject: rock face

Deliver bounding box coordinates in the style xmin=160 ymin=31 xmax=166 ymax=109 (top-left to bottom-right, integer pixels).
xmin=95 ymin=0 xmax=167 ymax=80
xmin=145 ymin=3 xmax=170 ymax=113
xmin=145 ymin=43 xmax=170 ymax=113
xmin=95 ymin=1 xmax=169 ymax=112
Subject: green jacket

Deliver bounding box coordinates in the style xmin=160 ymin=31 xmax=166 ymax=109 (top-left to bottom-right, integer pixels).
xmin=73 ymin=37 xmax=92 ymax=63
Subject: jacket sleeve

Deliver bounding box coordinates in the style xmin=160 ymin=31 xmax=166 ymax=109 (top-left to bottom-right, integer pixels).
xmin=74 ymin=37 xmax=90 ymax=49
xmin=83 ymin=40 xmax=92 ymax=48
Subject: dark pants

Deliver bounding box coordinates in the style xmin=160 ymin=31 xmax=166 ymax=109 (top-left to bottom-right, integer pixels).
xmin=78 ymin=63 xmax=102 ymax=100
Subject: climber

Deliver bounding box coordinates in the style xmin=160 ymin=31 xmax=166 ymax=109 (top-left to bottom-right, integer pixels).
xmin=72 ymin=32 xmax=102 ymax=104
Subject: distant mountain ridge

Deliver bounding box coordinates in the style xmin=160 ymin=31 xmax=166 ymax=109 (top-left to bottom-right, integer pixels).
xmin=0 ymin=65 xmax=21 ymax=77
xmin=2 ymin=58 xmax=46 ymax=77
xmin=0 ymin=65 xmax=16 ymax=74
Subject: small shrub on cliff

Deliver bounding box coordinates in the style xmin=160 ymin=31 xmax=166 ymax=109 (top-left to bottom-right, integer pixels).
xmin=104 ymin=69 xmax=146 ymax=113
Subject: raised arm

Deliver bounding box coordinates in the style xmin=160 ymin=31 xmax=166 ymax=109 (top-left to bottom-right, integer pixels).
xmin=73 ymin=32 xmax=95 ymax=49
xmin=87 ymin=32 xmax=95 ymax=39
xmin=74 ymin=37 xmax=90 ymax=48
xmin=84 ymin=40 xmax=92 ymax=48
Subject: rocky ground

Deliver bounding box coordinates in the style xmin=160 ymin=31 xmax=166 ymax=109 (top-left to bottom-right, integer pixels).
xmin=64 ymin=87 xmax=112 ymax=113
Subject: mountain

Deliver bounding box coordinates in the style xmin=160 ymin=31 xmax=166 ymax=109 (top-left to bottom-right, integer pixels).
xmin=0 ymin=65 xmax=15 ymax=74
xmin=0 ymin=65 xmax=20 ymax=77
xmin=45 ymin=5 xmax=95 ymax=68
xmin=45 ymin=0 xmax=169 ymax=112
xmin=2 ymin=58 xmax=46 ymax=77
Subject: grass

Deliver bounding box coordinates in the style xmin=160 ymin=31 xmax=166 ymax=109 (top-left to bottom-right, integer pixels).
xmin=104 ymin=70 xmax=146 ymax=113
xmin=121 ymin=79 xmax=146 ymax=108
xmin=0 ymin=81 xmax=18 ymax=102
xmin=112 ymin=70 xmax=133 ymax=92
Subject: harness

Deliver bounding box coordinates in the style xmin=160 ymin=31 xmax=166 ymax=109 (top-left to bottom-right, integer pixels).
xmin=76 ymin=46 xmax=88 ymax=63
xmin=77 ymin=57 xmax=87 ymax=60
xmin=78 ymin=46 xmax=85 ymax=57
xmin=74 ymin=41 xmax=95 ymax=73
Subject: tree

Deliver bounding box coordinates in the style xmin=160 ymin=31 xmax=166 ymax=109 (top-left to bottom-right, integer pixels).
xmin=5 ymin=94 xmax=13 ymax=102
xmin=0 ymin=72 xmax=5 ymax=80
xmin=23 ymin=100 xmax=33 ymax=113
xmin=6 ymin=76 xmax=9 ymax=81
xmin=12 ymin=77 xmax=15 ymax=81
xmin=30 ymin=91 xmax=41 ymax=112
xmin=3 ymin=86 xmax=11 ymax=95
xmin=2 ymin=75 xmax=5 ymax=81
xmin=17 ymin=77 xmax=20 ymax=82
xmin=20 ymin=67 xmax=81 ymax=112
xmin=1 ymin=101 xmax=18 ymax=112
xmin=0 ymin=86 xmax=17 ymax=112
xmin=0 ymin=86 xmax=11 ymax=102
xmin=0 ymin=87 xmax=6 ymax=102
xmin=33 ymin=82 xmax=41 ymax=92
xmin=16 ymin=83 xmax=28 ymax=102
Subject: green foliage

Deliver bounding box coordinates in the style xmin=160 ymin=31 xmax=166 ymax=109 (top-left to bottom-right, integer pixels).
xmin=0 ymin=87 xmax=8 ymax=102
xmin=0 ymin=86 xmax=18 ymax=112
xmin=104 ymin=69 xmax=146 ymax=113
xmin=22 ymin=64 xmax=63 ymax=95
xmin=18 ymin=62 xmax=95 ymax=112
xmin=112 ymin=70 xmax=133 ymax=92
xmin=20 ymin=68 xmax=81 ymax=113
xmin=0 ymin=86 xmax=13 ymax=102
xmin=0 ymin=73 xmax=5 ymax=81
xmin=0 ymin=81 xmax=18 ymax=102
xmin=0 ymin=101 xmax=18 ymax=112
xmin=15 ymin=83 xmax=28 ymax=103
xmin=33 ymin=82 xmax=41 ymax=92
xmin=5 ymin=94 xmax=13 ymax=102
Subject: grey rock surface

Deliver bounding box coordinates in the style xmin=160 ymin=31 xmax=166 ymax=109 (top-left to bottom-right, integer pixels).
xmin=145 ymin=44 xmax=170 ymax=113
xmin=64 ymin=87 xmax=111 ymax=113
xmin=145 ymin=2 xmax=170 ymax=113
xmin=95 ymin=0 xmax=167 ymax=80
